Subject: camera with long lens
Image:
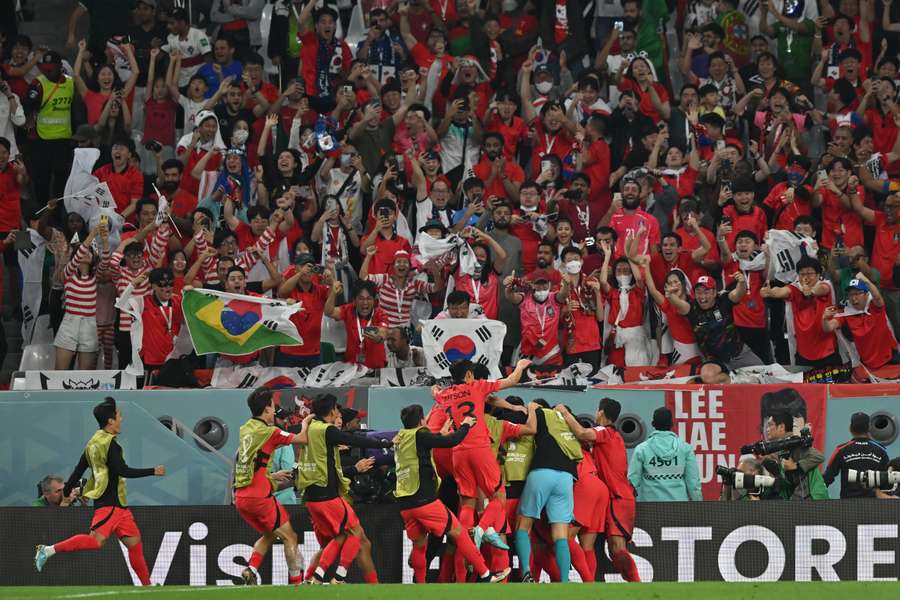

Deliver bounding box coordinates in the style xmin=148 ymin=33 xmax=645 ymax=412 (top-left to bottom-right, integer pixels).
xmin=716 ymin=466 xmax=775 ymax=490
xmin=740 ymin=427 xmax=813 ymax=456
xmin=847 ymin=469 xmax=900 ymax=489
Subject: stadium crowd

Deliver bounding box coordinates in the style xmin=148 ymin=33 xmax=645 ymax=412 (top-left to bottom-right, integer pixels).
xmin=0 ymin=0 xmax=899 ymax=381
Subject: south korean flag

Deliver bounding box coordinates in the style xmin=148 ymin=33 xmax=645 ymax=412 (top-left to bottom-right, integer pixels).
xmin=421 ymin=319 xmax=507 ymax=379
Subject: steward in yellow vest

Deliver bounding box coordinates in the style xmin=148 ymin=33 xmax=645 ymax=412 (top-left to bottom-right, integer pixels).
xmin=295 ymin=393 xmax=392 ymax=584
xmin=34 ymin=397 xmax=164 ymax=585
xmin=393 ymin=403 xmax=510 ymax=584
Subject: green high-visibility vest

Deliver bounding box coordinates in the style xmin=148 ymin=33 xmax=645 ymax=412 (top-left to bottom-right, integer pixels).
xmin=541 ymin=408 xmax=583 ymax=462
xmin=485 ymin=414 xmax=505 ymax=457
xmin=503 ymin=435 xmax=534 ymax=483
xmin=234 ymin=418 xmax=277 ymax=491
xmin=296 ymin=420 xmax=349 ymax=496
xmin=35 ymin=74 xmax=73 ymax=140
xmin=394 ymin=426 xmax=441 ymax=498
xmin=81 ymin=430 xmax=127 ymax=506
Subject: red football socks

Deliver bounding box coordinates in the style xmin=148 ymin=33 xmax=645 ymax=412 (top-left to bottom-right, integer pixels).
xmin=454 ymin=530 xmax=489 ymax=576
xmin=54 ymin=534 xmax=101 ymax=553
xmin=248 ymin=550 xmax=264 ymax=570
xmin=127 ymin=542 xmax=151 ymax=586
xmin=362 ymin=571 xmax=378 ymax=584
xmin=568 ymin=539 xmax=593 ymax=582
xmin=477 ymin=497 xmax=503 ymax=531
xmin=288 ymin=574 xmax=303 ymax=585
xmin=584 ymin=548 xmax=597 ymax=581
xmin=338 ymin=534 xmax=361 ymax=568
xmin=411 ymin=544 xmax=427 ymax=583
xmin=317 ymin=539 xmax=342 ymax=574
xmin=612 ymin=549 xmax=641 ymax=582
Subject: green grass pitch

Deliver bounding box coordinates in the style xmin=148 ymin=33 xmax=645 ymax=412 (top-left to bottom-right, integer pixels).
xmin=2 ymin=582 xmax=899 ymax=600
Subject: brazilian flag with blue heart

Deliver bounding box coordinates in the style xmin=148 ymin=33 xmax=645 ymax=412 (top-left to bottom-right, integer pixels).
xmin=182 ymin=289 xmax=304 ymax=356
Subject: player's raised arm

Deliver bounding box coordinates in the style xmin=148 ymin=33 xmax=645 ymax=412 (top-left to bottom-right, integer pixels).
xmin=555 ymin=404 xmax=597 ymax=442
xmin=497 ymin=358 xmax=532 ymax=390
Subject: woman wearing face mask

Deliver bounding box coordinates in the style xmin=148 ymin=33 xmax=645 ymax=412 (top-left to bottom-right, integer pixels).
xmin=504 ymin=270 xmax=570 ymax=366
xmin=641 ymin=264 xmax=701 ymax=366
xmin=453 ymin=229 xmax=508 ymax=320
xmin=196 ymin=147 xmax=255 ymax=215
xmin=229 ymin=119 xmax=258 ymax=167
xmin=559 ymin=245 xmax=603 ymax=368
xmin=599 ymin=238 xmax=653 ymax=368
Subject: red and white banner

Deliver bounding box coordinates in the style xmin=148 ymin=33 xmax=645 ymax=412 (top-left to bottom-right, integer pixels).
xmin=665 ymin=385 xmax=828 ymax=500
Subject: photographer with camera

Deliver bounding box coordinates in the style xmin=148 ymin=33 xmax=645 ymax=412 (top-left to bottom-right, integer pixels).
xmin=718 ymin=457 xmax=774 ymax=501
xmin=823 ymin=412 xmax=891 ymax=499
xmin=750 ymin=410 xmax=828 ymax=500
xmin=33 ymin=475 xmax=80 ymax=507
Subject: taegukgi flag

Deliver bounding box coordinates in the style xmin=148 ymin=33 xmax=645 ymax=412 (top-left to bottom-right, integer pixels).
xmin=421 ymin=318 xmax=506 ymax=379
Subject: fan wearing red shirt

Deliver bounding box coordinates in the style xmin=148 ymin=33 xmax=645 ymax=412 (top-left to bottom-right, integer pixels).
xmin=718 ymin=177 xmax=767 ymax=251
xmin=0 ymin=144 xmax=25 ymax=235
xmin=360 ymin=199 xmax=412 ymax=276
xmin=324 ymin=279 xmax=389 ymax=369
xmin=719 ymin=231 xmax=771 ymax=363
xmin=557 ymin=174 xmax=604 ymax=242
xmin=94 ymin=137 xmax=144 ymax=220
xmin=296 ymin=4 xmax=352 ymax=98
xmin=400 ymin=10 xmax=454 ymax=78
xmin=604 ymin=179 xmax=661 ymax=256
xmin=433 ymin=358 xmax=531 ymax=552
xmin=823 ymin=275 xmax=900 ymax=370
xmin=118 ymin=267 xmax=183 ymax=372
xmin=642 ymin=264 xmax=701 ymax=365
xmin=472 ymin=133 xmax=524 ymax=201
xmin=812 ymin=157 xmax=864 ymax=250
xmin=275 ymin=256 xmax=331 ymax=368
xmin=763 ymin=164 xmax=814 ymax=231
xmin=618 ymin=58 xmax=670 ymax=123
xmin=674 ymin=198 xmax=721 ymax=271
xmin=484 ymin=91 xmax=528 ymax=162
xmin=578 ymin=115 xmax=612 ymax=211
xmin=850 ymin=193 xmax=900 ymax=333
xmin=233 ymin=388 xmax=307 ymax=585
xmin=559 ymin=399 xmax=641 ymax=582
xmin=559 ymin=246 xmax=604 ymax=366
xmin=528 ymin=102 xmax=576 ymax=177
xmin=649 ymin=223 xmax=711 ymax=292
xmin=761 ymin=256 xmax=839 ymax=367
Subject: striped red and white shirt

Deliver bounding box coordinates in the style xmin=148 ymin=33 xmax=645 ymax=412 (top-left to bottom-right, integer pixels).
xmin=194 ymin=226 xmax=276 ymax=287
xmin=105 ymin=228 xmax=171 ymax=332
xmin=63 ymin=244 xmax=97 ymax=318
xmin=366 ymin=273 xmax=436 ymax=327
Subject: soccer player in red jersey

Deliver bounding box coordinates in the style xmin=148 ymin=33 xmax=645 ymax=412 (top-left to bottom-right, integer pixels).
xmin=233 ymin=388 xmax=311 ymax=585
xmin=433 ymin=358 xmax=531 ymax=558
xmin=559 ymin=398 xmax=641 ymax=582
xmin=569 ymin=417 xmax=610 ymax=583
xmin=34 ymin=397 xmax=165 ymax=585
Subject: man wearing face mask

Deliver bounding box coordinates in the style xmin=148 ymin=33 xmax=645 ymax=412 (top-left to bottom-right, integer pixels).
xmin=472 ymin=133 xmax=524 ymax=201
xmin=762 ymin=154 xmax=813 ymax=231
xmin=505 ymin=270 xmax=570 ymax=366
xmin=602 ymin=177 xmax=661 ymax=257
xmin=559 ymin=246 xmax=604 ymax=368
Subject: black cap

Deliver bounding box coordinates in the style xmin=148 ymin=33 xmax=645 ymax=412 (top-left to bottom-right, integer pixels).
xmin=850 ymin=412 xmax=870 ymax=433
xmin=419 ymin=218 xmax=448 ymax=235
xmin=149 ymin=267 xmax=174 ymax=286
xmin=294 ymin=252 xmax=316 ymax=266
xmin=340 ymin=407 xmax=360 ymax=423
xmin=41 ymin=50 xmax=62 ymax=65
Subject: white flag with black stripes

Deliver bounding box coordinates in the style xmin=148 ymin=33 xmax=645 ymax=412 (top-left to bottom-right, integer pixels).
xmin=421 ymin=318 xmax=507 ymax=379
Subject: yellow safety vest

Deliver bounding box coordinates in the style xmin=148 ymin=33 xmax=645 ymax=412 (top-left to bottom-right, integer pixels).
xmin=81 ymin=429 xmax=128 ymax=506
xmin=36 ymin=74 xmax=74 ymax=140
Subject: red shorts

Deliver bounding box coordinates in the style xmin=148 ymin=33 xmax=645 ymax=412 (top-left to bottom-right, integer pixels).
xmin=235 ymin=495 xmax=290 ymax=534
xmin=606 ymin=496 xmax=636 ymax=540
xmin=451 ymin=447 xmax=501 ymax=498
xmin=90 ymin=506 xmax=141 ymax=540
xmin=574 ymin=476 xmax=609 ymax=534
xmin=400 ymin=499 xmax=458 ymax=541
xmin=306 ymin=497 xmax=360 ymax=545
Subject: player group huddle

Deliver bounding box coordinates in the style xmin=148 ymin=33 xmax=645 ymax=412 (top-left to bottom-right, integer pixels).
xmin=33 ymin=358 xmax=639 ymax=585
